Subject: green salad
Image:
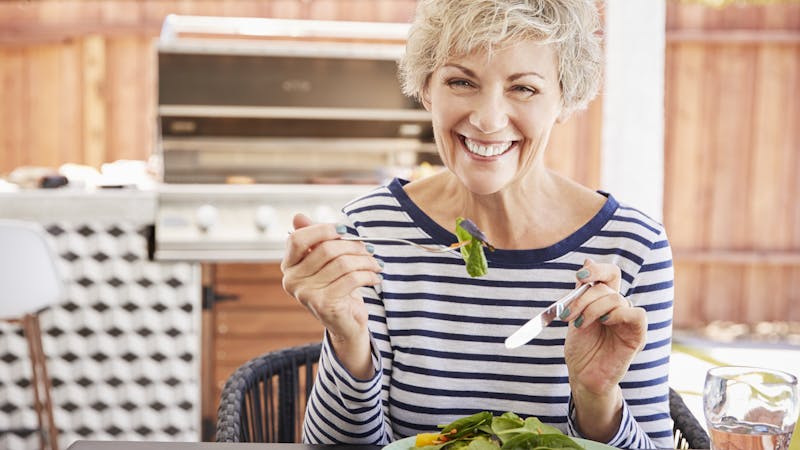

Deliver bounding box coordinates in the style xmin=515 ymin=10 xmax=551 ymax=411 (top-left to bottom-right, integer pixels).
xmin=413 ymin=411 xmax=583 ymax=450
xmin=454 ymin=218 xmax=494 ymax=278
xmin=414 ymin=411 xmax=583 ymax=450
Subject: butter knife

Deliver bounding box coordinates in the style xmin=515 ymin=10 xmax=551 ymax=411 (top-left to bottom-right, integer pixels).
xmin=504 ymin=282 xmax=594 ymax=349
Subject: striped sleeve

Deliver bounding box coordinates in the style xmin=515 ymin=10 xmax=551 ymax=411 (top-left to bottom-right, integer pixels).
xmin=566 ymin=396 xmax=642 ymax=446
xmin=302 ymin=211 xmax=395 ymax=445
xmin=566 ymin=219 xmax=674 ymax=449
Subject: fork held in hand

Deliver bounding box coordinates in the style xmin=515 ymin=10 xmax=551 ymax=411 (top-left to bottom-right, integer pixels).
xmin=341 ymin=236 xmax=467 ymax=254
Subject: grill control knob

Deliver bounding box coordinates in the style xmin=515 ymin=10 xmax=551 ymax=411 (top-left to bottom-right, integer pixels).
xmin=195 ymin=204 xmax=218 ymax=232
xmin=255 ymin=205 xmax=277 ymax=232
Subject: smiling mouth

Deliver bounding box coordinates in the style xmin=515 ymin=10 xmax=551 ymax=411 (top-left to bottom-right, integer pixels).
xmin=460 ymin=135 xmax=517 ymax=158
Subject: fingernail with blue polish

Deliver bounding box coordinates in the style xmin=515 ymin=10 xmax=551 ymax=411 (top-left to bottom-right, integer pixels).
xmin=377 ymin=259 xmax=384 ymax=268
xmin=365 ymin=244 xmax=375 ymax=254
xmin=335 ymin=224 xmax=347 ymax=235
xmin=559 ymin=307 xmax=570 ymax=321
xmin=599 ymin=314 xmax=610 ymax=323
xmin=576 ymin=269 xmax=590 ymax=280
xmin=574 ymin=315 xmax=584 ymax=328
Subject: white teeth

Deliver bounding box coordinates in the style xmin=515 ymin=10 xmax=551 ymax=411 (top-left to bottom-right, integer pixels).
xmin=464 ymin=137 xmax=513 ymax=157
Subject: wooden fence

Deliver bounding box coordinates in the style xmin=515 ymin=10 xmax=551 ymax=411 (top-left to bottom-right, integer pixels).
xmin=0 ymin=0 xmax=797 ymax=328
xmin=664 ymin=1 xmax=800 ymax=328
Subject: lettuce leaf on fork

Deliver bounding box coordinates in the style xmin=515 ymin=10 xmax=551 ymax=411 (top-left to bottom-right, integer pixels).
xmin=455 ymin=217 xmax=494 ymax=278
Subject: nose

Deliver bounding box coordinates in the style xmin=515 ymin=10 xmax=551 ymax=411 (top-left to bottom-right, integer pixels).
xmin=469 ymin=90 xmax=509 ymax=134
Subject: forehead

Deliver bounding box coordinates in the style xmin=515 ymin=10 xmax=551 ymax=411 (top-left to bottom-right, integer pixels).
xmin=443 ymin=40 xmax=558 ymax=78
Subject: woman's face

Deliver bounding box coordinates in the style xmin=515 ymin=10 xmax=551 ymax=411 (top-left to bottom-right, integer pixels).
xmin=424 ymin=40 xmax=563 ymax=195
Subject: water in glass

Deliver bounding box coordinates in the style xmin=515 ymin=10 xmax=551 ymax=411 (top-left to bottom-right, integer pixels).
xmin=709 ymin=418 xmax=792 ymax=450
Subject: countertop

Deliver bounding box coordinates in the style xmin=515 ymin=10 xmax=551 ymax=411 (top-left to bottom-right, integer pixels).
xmin=0 ymin=187 xmax=157 ymax=221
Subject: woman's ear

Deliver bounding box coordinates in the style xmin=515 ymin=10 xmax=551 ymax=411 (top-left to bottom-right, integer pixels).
xmin=420 ymin=89 xmax=431 ymax=111
xmin=420 ymin=75 xmax=432 ymax=111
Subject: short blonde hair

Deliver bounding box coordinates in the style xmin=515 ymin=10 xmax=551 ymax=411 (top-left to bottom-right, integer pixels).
xmin=399 ymin=0 xmax=603 ymax=115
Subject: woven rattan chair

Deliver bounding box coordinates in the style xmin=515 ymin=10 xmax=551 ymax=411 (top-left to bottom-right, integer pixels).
xmin=216 ymin=342 xmax=321 ymax=443
xmin=670 ymin=387 xmax=710 ymax=449
xmin=217 ymin=343 xmax=709 ymax=448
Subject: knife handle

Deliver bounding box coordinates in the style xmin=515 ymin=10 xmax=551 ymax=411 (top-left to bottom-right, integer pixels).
xmin=554 ymin=282 xmax=594 ymax=317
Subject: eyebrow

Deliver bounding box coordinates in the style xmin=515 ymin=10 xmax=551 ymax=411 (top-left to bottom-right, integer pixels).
xmin=443 ymin=63 xmax=546 ymax=81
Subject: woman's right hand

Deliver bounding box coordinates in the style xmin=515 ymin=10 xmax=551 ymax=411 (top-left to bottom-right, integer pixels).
xmin=281 ymin=213 xmax=382 ymax=355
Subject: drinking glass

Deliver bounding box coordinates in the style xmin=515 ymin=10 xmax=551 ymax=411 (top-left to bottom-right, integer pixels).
xmin=703 ymin=366 xmax=799 ymax=450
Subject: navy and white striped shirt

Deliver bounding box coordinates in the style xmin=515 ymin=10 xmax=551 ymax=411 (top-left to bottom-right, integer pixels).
xmin=303 ymin=178 xmax=674 ymax=449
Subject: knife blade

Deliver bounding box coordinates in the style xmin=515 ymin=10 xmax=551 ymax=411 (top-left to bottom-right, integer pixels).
xmin=504 ymin=282 xmax=593 ymax=349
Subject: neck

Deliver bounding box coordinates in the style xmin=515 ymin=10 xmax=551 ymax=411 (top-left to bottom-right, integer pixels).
xmin=430 ymin=169 xmax=585 ymax=250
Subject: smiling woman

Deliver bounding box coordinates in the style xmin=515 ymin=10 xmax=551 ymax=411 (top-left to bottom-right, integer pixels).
xmin=280 ymin=1 xmax=675 ymax=449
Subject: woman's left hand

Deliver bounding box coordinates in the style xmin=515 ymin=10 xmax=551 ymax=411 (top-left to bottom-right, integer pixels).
xmin=562 ymin=258 xmax=647 ymax=395
xmin=561 ymin=258 xmax=648 ymax=441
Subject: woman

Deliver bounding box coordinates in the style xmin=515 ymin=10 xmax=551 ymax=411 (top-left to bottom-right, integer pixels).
xmin=281 ymin=0 xmax=673 ymax=448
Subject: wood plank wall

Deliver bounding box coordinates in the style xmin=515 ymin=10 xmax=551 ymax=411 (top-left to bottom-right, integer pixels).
xmin=664 ymin=2 xmax=800 ymax=328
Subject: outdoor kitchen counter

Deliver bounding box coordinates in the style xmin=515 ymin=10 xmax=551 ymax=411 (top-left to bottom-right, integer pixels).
xmin=0 ymin=187 xmax=202 ymax=449
xmin=0 ymin=186 xmax=157 ymax=222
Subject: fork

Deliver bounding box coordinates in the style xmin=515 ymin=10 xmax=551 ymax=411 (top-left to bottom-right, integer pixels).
xmin=340 ymin=236 xmax=468 ymax=254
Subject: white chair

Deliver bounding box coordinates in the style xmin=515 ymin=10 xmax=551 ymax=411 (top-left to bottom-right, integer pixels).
xmin=0 ymin=219 xmax=62 ymax=450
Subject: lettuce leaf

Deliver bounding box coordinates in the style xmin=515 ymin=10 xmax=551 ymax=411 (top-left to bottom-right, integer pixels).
xmin=414 ymin=411 xmax=583 ymax=450
xmin=455 ymin=217 xmax=489 ymax=277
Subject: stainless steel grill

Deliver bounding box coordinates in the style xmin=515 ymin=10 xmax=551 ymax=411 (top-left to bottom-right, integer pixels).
xmin=156 ymin=15 xmax=433 ymax=185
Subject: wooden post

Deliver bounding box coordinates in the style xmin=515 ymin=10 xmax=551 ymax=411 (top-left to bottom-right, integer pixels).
xmin=82 ymin=34 xmax=106 ymax=169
